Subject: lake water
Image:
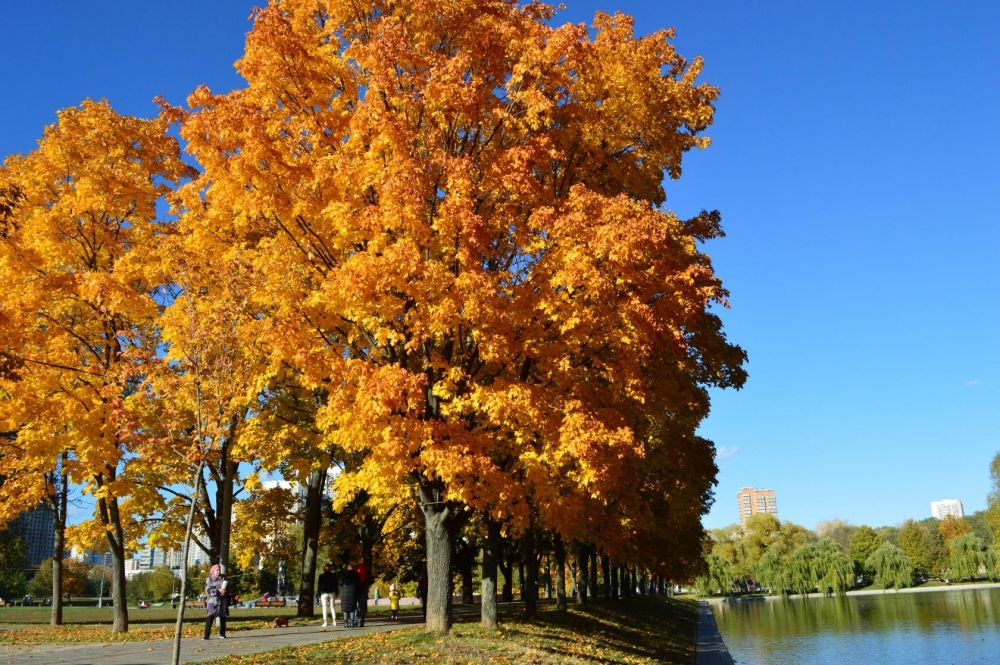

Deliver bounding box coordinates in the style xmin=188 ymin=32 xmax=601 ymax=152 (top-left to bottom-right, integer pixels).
xmin=713 ymin=588 xmax=1000 ymax=665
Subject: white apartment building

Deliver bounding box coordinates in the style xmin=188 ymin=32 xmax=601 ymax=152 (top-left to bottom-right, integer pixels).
xmin=931 ymin=498 xmax=965 ymax=520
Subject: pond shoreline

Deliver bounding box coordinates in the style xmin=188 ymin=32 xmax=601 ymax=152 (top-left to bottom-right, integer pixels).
xmin=704 ymin=581 xmax=1000 ymax=604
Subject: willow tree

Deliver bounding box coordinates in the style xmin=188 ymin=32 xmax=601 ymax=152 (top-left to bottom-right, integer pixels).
xmin=0 ymin=101 xmax=192 ymax=633
xmin=173 ymin=0 xmax=744 ymax=632
xmin=948 ymin=534 xmax=993 ymax=581
xmin=866 ymin=543 xmax=913 ymax=590
xmin=813 ymin=538 xmax=854 ymax=595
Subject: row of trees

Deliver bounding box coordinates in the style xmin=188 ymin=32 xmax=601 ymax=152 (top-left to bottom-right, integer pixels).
xmin=699 ymin=509 xmax=1000 ymax=597
xmin=0 ymin=0 xmax=746 ymax=645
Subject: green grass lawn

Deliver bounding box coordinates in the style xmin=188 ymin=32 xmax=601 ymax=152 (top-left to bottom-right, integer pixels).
xmin=201 ymin=596 xmax=698 ymax=665
xmin=0 ymin=605 xmax=305 ymax=645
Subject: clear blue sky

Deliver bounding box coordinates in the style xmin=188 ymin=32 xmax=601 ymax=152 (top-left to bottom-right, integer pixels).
xmin=3 ymin=1 xmax=998 ymax=533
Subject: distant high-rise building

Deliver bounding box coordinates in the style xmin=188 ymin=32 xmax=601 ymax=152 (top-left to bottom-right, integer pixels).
xmin=931 ymin=498 xmax=965 ymax=520
xmin=7 ymin=505 xmax=55 ymax=567
xmin=737 ymin=487 xmax=778 ymax=531
xmin=70 ymin=546 xmax=111 ymax=566
xmin=261 ymin=467 xmax=338 ymax=509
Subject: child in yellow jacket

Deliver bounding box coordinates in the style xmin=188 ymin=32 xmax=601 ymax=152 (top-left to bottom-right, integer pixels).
xmin=388 ymin=583 xmax=401 ymax=620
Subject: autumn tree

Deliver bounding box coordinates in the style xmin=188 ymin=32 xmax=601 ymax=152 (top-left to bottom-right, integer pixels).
xmin=172 ymin=0 xmax=745 ymax=632
xmin=0 ymin=100 xmax=192 ymax=632
xmin=939 ymin=515 xmax=971 ymax=544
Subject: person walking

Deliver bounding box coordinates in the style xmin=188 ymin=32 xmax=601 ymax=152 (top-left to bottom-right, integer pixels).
xmin=203 ymin=564 xmax=227 ymax=640
xmin=388 ymin=583 xmax=401 ymax=620
xmin=340 ymin=563 xmax=361 ymax=628
xmin=356 ymin=561 xmax=369 ymax=627
xmin=317 ymin=563 xmax=339 ymax=628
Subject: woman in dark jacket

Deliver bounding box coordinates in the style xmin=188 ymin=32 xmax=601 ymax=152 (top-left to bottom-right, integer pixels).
xmin=340 ymin=563 xmax=360 ymax=628
xmin=204 ymin=564 xmax=227 ymax=639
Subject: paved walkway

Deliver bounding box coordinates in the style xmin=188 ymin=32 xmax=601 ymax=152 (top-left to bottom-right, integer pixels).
xmin=0 ymin=612 xmax=430 ymax=665
xmin=693 ymin=601 xmax=734 ymax=665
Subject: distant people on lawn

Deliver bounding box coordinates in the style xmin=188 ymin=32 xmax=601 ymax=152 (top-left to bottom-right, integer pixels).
xmin=317 ymin=562 xmax=339 ymax=628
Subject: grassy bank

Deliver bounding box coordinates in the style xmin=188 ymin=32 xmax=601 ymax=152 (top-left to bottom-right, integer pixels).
xmin=202 ymin=596 xmax=698 ymax=665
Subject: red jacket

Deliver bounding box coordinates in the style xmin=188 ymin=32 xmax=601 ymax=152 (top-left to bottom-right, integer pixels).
xmin=356 ymin=563 xmax=369 ymax=584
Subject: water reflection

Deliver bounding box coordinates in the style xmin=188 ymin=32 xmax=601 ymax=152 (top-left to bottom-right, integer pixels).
xmin=715 ymin=588 xmax=1000 ymax=665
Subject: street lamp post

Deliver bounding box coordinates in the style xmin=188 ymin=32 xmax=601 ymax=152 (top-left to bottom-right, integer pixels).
xmin=97 ymin=553 xmax=109 ymax=609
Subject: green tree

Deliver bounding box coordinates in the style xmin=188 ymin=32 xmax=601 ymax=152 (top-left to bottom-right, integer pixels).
xmin=898 ymin=520 xmax=927 ymax=573
xmin=875 ymin=526 xmax=899 ymax=547
xmin=865 ymin=543 xmax=913 ymax=589
xmin=126 ymin=573 xmax=152 ymax=603
xmin=0 ymin=533 xmax=28 ymax=599
xmin=948 ymin=533 xmax=994 ymax=581
xmin=785 ymin=542 xmax=821 ymax=596
xmin=966 ymin=511 xmax=994 ymax=548
xmin=985 ymin=452 xmax=1000 ymax=540
xmin=865 ymin=543 xmax=913 ymax=590
xmin=922 ymin=529 xmax=949 ymax=578
xmin=146 ymin=566 xmax=177 ymax=602
xmin=813 ymin=539 xmax=854 ymax=595
xmin=28 ymin=558 xmax=89 ymax=597
xmin=849 ymin=526 xmax=884 ymax=577
xmin=753 ymin=546 xmax=788 ymax=596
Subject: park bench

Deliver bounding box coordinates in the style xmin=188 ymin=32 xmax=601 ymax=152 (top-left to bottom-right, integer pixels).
xmin=255 ymin=599 xmax=286 ymax=608
xmin=185 ymin=601 xmax=207 ymax=609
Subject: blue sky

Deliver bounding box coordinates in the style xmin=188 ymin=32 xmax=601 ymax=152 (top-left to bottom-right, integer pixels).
xmin=3 ymin=1 xmax=998 ymax=533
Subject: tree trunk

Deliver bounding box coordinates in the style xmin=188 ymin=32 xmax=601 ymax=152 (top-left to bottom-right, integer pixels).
xmin=631 ymin=567 xmax=638 ymax=596
xmin=576 ymin=543 xmax=588 ymax=606
xmin=297 ymin=466 xmax=325 ymax=617
xmin=554 ymin=533 xmax=567 ymax=612
xmin=96 ymin=472 xmax=128 ymax=634
xmin=481 ymin=518 xmax=500 ymax=629
xmin=619 ymin=565 xmax=628 ymax=597
xmin=499 ymin=546 xmax=513 ymax=603
xmin=197 ymin=469 xmax=221 ymax=564
xmin=588 ymin=547 xmax=598 ymax=599
xmin=419 ymin=478 xmax=455 ymax=633
xmin=601 ymin=553 xmax=611 ymax=601
xmin=172 ymin=461 xmax=204 ymax=665
xmin=50 ymin=458 xmax=68 ymax=626
xmin=218 ymin=458 xmax=237 ymax=574
xmin=524 ymin=522 xmax=537 ymax=618
xmin=544 ymin=551 xmax=551 ymax=599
